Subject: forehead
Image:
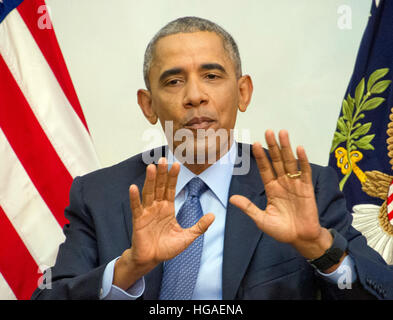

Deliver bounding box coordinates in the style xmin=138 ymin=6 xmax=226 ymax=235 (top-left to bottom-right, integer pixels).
xmin=151 ymin=31 xmax=234 ymax=74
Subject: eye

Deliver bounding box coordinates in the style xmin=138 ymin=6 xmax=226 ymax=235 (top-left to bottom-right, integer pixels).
xmin=205 ymin=73 xmax=219 ymax=80
xmin=166 ymin=79 xmax=182 ymax=86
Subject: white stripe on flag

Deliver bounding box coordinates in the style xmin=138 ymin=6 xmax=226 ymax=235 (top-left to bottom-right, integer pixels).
xmin=388 ymin=184 xmax=393 ymax=222
xmin=387 ymin=202 xmax=393 ymax=218
xmin=0 ymin=128 xmax=65 ymax=267
xmin=0 ymin=272 xmax=16 ymax=300
xmin=0 ymin=9 xmax=100 ymax=178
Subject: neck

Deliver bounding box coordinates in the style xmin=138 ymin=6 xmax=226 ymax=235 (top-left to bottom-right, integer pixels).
xmin=183 ymin=162 xmax=213 ymax=175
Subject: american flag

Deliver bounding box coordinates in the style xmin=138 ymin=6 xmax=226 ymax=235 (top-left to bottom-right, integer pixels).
xmin=0 ymin=0 xmax=100 ymax=299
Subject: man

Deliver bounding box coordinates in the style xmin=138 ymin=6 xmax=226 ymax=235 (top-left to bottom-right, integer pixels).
xmin=32 ymin=16 xmax=393 ymax=300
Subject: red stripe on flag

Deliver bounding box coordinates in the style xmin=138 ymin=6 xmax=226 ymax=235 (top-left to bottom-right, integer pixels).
xmin=16 ymin=0 xmax=89 ymax=132
xmin=388 ymin=210 xmax=393 ymax=222
xmin=0 ymin=55 xmax=71 ymax=227
xmin=387 ymin=189 xmax=393 ymax=206
xmin=0 ymin=206 xmax=40 ymax=300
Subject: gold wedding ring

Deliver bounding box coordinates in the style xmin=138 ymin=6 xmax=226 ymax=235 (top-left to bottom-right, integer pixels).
xmin=286 ymin=171 xmax=302 ymax=179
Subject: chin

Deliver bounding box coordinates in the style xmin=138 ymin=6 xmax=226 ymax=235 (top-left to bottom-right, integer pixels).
xmin=194 ymin=133 xmax=231 ymax=165
xmin=171 ymin=127 xmax=232 ymax=165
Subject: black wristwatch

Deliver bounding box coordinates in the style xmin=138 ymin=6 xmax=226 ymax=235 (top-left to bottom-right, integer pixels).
xmin=308 ymin=229 xmax=348 ymax=271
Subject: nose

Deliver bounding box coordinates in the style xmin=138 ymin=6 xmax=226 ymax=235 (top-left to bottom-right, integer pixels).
xmin=183 ymin=76 xmax=208 ymax=108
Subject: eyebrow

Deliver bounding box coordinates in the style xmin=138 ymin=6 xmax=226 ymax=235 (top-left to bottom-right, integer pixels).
xmin=158 ymin=63 xmax=227 ymax=83
xmin=159 ymin=67 xmax=183 ymax=83
xmin=200 ymin=63 xmax=227 ymax=74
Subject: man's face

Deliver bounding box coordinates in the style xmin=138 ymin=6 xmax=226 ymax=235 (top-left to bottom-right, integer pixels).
xmin=139 ymin=31 xmax=252 ymax=163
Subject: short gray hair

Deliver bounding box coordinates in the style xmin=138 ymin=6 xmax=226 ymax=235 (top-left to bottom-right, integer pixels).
xmin=143 ymin=16 xmax=242 ymax=90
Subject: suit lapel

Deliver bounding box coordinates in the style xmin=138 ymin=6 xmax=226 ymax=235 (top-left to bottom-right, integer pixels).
xmin=222 ymin=144 xmax=266 ymax=300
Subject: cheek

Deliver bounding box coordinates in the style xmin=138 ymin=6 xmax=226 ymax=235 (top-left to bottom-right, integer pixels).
xmin=153 ymin=94 xmax=175 ymax=119
xmin=219 ymin=107 xmax=238 ymax=130
xmin=153 ymin=95 xmax=184 ymax=128
xmin=214 ymin=88 xmax=239 ymax=128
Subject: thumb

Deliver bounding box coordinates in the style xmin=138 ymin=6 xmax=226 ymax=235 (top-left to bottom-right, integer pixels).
xmin=229 ymin=195 xmax=262 ymax=223
xmin=186 ymin=213 xmax=215 ymax=239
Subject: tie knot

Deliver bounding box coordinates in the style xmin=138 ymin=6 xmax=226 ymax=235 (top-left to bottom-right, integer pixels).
xmin=187 ymin=177 xmax=208 ymax=198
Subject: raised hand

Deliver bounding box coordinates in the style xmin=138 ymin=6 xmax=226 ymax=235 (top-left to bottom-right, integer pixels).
xmin=113 ymin=158 xmax=215 ymax=290
xmin=230 ymin=130 xmax=334 ymax=261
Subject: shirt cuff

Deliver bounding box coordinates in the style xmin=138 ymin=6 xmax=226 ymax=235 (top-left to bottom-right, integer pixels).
xmin=100 ymin=257 xmax=145 ymax=300
xmin=316 ymin=255 xmax=357 ymax=285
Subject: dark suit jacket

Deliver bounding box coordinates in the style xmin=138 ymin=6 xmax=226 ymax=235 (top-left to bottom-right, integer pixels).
xmin=31 ymin=144 xmax=393 ymax=300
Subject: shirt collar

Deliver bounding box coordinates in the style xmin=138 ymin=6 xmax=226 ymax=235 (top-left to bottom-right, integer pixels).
xmin=167 ymin=142 xmax=237 ymax=208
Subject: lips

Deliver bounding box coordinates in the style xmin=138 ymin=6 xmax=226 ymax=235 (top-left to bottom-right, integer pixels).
xmin=184 ymin=117 xmax=215 ymax=130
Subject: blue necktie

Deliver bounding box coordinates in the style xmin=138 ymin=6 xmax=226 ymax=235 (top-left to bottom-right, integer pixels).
xmin=159 ymin=177 xmax=208 ymax=300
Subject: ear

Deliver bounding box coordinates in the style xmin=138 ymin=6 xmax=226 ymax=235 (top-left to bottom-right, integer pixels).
xmin=137 ymin=89 xmax=158 ymax=124
xmin=237 ymin=75 xmax=253 ymax=112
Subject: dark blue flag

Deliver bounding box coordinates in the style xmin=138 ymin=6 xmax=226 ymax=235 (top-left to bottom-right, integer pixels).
xmin=0 ymin=0 xmax=23 ymax=23
xmin=328 ymin=0 xmax=393 ymax=264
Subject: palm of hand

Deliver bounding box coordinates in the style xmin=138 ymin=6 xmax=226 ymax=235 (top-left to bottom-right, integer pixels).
xmin=128 ymin=160 xmax=214 ymax=269
xmin=260 ymin=175 xmax=320 ymax=244
xmin=132 ymin=200 xmax=194 ymax=265
xmin=230 ymin=130 xmax=321 ymax=246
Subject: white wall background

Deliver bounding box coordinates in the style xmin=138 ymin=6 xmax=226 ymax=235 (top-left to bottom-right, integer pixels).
xmin=45 ymin=0 xmax=372 ymax=168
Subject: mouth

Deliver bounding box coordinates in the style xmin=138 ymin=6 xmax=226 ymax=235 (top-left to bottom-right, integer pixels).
xmin=184 ymin=117 xmax=216 ymax=130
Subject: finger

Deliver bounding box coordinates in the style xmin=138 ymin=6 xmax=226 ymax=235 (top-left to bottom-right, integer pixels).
xmin=187 ymin=213 xmax=215 ymax=238
xmin=229 ymin=195 xmax=263 ymax=224
xmin=129 ymin=184 xmax=143 ymax=219
xmin=265 ymin=130 xmax=286 ymax=177
xmin=278 ymin=130 xmax=299 ymax=174
xmin=165 ymin=162 xmax=180 ymax=202
xmin=142 ymin=164 xmax=156 ymax=207
xmin=296 ymin=146 xmax=312 ymax=184
xmin=252 ymin=142 xmax=276 ymax=185
xmin=155 ymin=158 xmax=168 ymax=201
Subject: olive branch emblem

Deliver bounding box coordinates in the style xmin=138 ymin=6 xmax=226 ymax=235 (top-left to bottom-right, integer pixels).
xmin=330 ymin=68 xmax=391 ymax=190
